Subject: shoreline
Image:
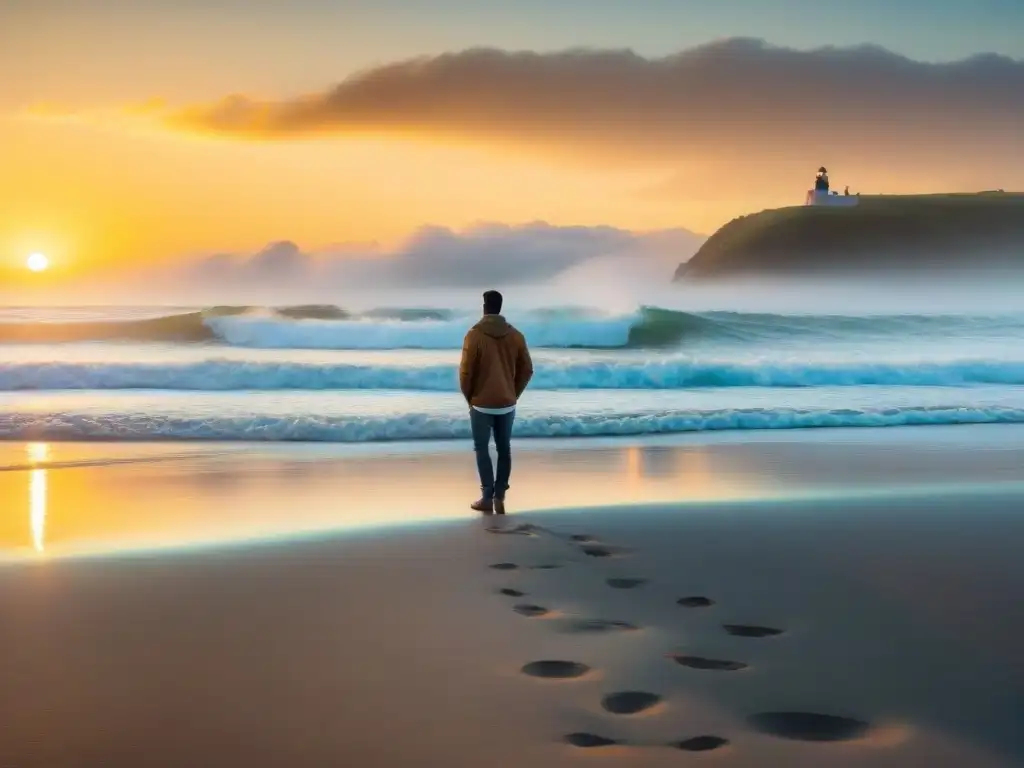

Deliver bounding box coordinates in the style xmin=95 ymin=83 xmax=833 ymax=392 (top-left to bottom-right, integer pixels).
xmin=4 ymin=424 xmax=1024 ymax=560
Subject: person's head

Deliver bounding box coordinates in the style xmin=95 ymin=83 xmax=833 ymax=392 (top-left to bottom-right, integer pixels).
xmin=482 ymin=290 xmax=503 ymax=316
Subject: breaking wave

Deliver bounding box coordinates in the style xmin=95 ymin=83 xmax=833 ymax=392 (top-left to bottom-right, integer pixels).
xmin=4 ymin=305 xmax=1023 ymax=350
xmin=8 ymin=357 xmax=1024 ymax=391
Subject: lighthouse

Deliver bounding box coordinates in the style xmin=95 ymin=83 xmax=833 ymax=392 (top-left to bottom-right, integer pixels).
xmin=805 ymin=166 xmax=858 ymax=207
xmin=814 ymin=167 xmax=829 ymax=192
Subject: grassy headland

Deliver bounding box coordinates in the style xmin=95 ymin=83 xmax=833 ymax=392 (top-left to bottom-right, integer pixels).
xmin=676 ymin=192 xmax=1024 ymax=279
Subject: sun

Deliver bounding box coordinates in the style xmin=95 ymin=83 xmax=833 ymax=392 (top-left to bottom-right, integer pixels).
xmin=26 ymin=253 xmax=49 ymax=272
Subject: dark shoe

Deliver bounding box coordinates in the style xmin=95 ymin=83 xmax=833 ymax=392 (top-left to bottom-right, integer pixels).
xmin=493 ymin=498 xmax=506 ymax=515
xmin=470 ymin=498 xmax=494 ymax=514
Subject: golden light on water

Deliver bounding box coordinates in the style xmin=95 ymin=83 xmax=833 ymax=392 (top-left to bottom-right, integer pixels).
xmin=27 ymin=443 xmax=49 ymax=553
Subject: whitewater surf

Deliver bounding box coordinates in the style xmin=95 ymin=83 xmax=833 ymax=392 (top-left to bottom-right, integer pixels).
xmin=5 ymin=303 xmax=1024 ymax=442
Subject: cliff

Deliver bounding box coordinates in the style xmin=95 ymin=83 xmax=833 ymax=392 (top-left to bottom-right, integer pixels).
xmin=675 ymin=193 xmax=1024 ymax=280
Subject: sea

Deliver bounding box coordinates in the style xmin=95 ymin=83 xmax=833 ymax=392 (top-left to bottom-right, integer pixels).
xmin=4 ymin=291 xmax=1024 ymax=443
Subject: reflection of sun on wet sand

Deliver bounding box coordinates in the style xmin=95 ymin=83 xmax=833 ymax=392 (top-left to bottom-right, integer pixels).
xmin=27 ymin=442 xmax=48 ymax=553
xmin=0 ymin=438 xmax=785 ymax=559
xmin=2 ymin=429 xmax=1024 ymax=767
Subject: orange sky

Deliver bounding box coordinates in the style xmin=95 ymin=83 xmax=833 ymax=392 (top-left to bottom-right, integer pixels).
xmin=3 ymin=5 xmax=1023 ymax=286
xmin=1 ymin=116 xmax=712 ymax=282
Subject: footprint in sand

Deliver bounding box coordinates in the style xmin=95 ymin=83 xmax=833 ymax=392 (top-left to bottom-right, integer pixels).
xmin=677 ymin=596 xmax=715 ymax=608
xmin=486 ymin=524 xmax=536 ymax=536
xmin=747 ymin=712 xmax=870 ymax=742
xmin=606 ymin=577 xmax=648 ymax=589
xmin=564 ymin=732 xmax=619 ymax=748
xmin=580 ymin=544 xmax=624 ymax=558
xmin=498 ymin=588 xmax=526 ymax=597
xmin=724 ymin=624 xmax=784 ymax=638
xmin=513 ymin=604 xmax=550 ymax=617
xmin=601 ymin=691 xmax=661 ymax=715
xmin=671 ymin=736 xmax=730 ymax=751
xmin=670 ymin=654 xmax=748 ymax=671
xmin=559 ymin=618 xmax=639 ymax=634
xmin=521 ymin=660 xmax=591 ymax=679
xmin=491 ymin=560 xmax=563 ymax=571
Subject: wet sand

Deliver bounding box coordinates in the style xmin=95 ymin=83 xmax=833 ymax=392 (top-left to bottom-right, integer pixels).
xmin=2 ymin=427 xmax=1024 ymax=766
xmin=3 ymin=425 xmax=1024 ymax=559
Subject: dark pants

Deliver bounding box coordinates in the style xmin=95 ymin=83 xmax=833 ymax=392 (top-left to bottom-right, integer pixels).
xmin=470 ymin=408 xmax=515 ymax=501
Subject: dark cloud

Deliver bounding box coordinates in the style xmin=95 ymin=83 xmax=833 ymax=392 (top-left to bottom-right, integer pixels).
xmin=186 ymin=241 xmax=313 ymax=290
xmin=170 ymin=38 xmax=1024 ymax=171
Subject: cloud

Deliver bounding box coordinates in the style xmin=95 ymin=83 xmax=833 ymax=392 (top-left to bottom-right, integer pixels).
xmin=23 ymin=38 xmax=1024 ymax=199
xmin=129 ymin=222 xmax=705 ymax=302
xmin=163 ymin=38 xmax=1024 ymax=169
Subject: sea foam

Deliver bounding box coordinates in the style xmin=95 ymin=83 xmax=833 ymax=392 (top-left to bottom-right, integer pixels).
xmin=3 ymin=404 xmax=1023 ymax=442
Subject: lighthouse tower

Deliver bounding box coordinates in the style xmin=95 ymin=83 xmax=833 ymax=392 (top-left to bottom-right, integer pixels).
xmin=814 ymin=167 xmax=830 ymax=192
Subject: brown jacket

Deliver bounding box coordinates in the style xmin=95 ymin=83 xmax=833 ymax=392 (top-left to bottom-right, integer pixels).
xmin=459 ymin=315 xmax=534 ymax=408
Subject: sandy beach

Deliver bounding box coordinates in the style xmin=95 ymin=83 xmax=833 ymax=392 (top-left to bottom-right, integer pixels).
xmin=3 ymin=426 xmax=1024 ymax=767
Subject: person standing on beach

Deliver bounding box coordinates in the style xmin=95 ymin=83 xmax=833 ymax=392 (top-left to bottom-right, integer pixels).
xmin=459 ymin=290 xmax=534 ymax=515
